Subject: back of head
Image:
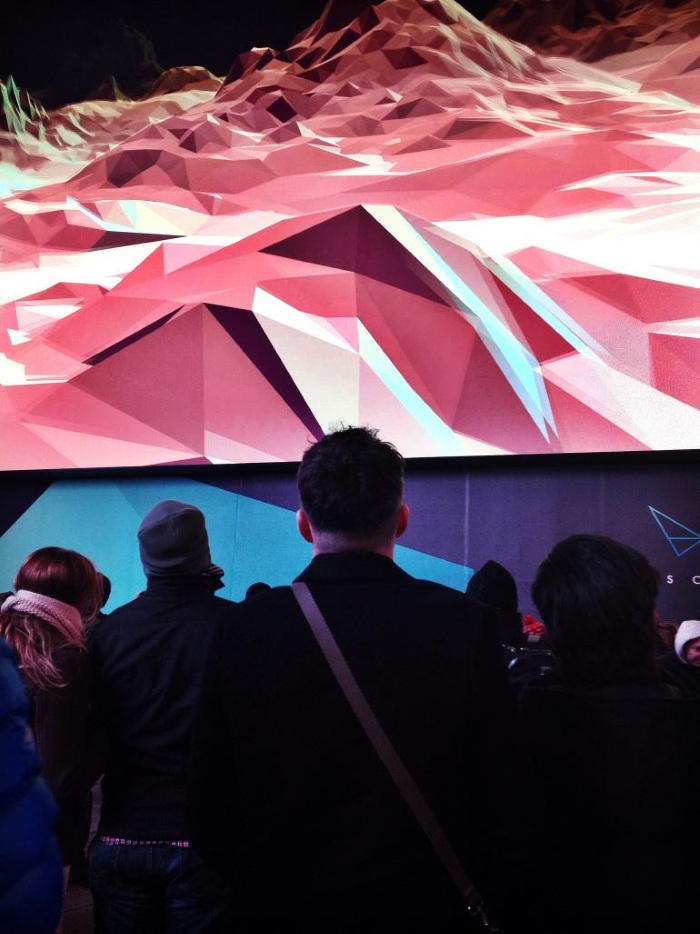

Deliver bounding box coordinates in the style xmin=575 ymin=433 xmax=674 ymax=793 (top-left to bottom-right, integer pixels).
xmin=297 ymin=426 xmax=404 ymax=546
xmin=245 ymin=581 xmax=271 ymax=599
xmin=138 ymin=500 xmax=211 ymax=578
xmin=98 ymin=572 xmax=112 ymax=609
xmin=531 ymin=534 xmax=659 ymax=687
xmin=466 ymin=560 xmax=518 ymax=612
xmin=467 ymin=560 xmax=524 ymax=645
xmin=1 ymin=546 xmax=100 ymax=688
xmin=14 ymin=546 xmax=100 ymax=621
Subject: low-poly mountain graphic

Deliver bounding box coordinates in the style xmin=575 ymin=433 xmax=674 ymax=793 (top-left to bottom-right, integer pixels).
xmin=1 ymin=0 xmax=700 ymax=467
xmin=485 ymin=0 xmax=700 ymax=65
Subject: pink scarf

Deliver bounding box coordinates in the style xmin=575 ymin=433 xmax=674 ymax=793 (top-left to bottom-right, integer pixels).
xmin=1 ymin=590 xmax=84 ymax=647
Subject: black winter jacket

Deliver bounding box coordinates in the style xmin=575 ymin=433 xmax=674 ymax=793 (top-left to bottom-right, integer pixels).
xmin=90 ymin=577 xmax=235 ymax=840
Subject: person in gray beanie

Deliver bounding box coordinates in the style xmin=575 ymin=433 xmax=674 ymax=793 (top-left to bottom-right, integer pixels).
xmin=659 ymin=618 xmax=700 ymax=697
xmin=88 ymin=500 xmax=234 ymax=933
xmin=138 ymin=500 xmax=225 ymax=588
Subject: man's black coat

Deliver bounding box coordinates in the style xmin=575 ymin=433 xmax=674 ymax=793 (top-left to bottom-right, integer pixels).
xmin=188 ymin=551 xmax=536 ymax=932
xmin=90 ymin=577 xmax=236 ymax=840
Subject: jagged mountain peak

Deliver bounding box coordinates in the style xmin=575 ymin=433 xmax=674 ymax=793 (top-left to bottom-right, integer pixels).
xmin=222 ymin=0 xmax=544 ymax=95
xmin=485 ymin=0 xmax=700 ymax=62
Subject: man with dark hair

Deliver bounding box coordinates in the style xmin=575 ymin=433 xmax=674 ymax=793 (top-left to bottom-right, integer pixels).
xmin=296 ymin=426 xmax=406 ymax=544
xmin=188 ymin=426 xmax=536 ymax=932
xmin=531 ymin=533 xmax=659 ymax=687
xmin=523 ymin=533 xmax=700 ymax=934
xmin=89 ymin=500 xmax=233 ymax=933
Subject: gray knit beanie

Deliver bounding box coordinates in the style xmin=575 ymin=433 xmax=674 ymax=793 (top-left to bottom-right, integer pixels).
xmin=674 ymin=619 xmax=700 ymax=664
xmin=138 ymin=500 xmax=211 ymax=578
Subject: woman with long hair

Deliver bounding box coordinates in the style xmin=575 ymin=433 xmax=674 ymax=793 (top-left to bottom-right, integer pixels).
xmin=0 ymin=546 xmax=103 ymax=927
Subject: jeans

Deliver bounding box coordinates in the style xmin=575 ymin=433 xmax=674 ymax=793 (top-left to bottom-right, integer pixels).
xmin=88 ymin=838 xmax=232 ymax=934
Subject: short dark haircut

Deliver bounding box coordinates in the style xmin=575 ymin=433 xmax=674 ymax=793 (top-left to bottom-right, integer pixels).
xmin=297 ymin=426 xmax=404 ymax=538
xmin=531 ymin=534 xmax=659 ymax=687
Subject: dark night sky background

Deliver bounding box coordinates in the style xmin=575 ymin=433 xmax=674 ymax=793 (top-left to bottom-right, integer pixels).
xmin=2 ymin=0 xmax=500 ymax=106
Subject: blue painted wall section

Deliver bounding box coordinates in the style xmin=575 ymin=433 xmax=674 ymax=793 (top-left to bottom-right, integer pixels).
xmin=2 ymin=457 xmax=700 ymax=622
xmin=0 ymin=477 xmax=471 ymax=610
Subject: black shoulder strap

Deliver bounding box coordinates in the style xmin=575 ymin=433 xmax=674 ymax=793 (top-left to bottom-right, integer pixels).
xmin=292 ymin=581 xmax=497 ymax=929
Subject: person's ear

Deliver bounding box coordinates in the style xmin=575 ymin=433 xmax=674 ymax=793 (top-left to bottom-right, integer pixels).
xmin=296 ymin=509 xmax=314 ymax=543
xmin=395 ymin=503 xmax=410 ymax=539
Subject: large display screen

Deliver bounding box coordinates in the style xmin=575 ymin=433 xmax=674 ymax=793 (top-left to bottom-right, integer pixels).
xmin=1 ymin=0 xmax=699 ymax=468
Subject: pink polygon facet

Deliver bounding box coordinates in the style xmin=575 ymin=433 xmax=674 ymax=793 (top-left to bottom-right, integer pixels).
xmin=72 ymin=306 xmax=208 ymax=451
xmin=451 ymin=336 xmax=558 ymax=455
xmin=649 ymin=333 xmax=700 ymax=409
xmin=202 ymin=309 xmax=321 ymax=457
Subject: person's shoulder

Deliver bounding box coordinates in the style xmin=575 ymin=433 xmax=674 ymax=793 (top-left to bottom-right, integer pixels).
xmin=211 ymin=594 xmax=238 ymax=609
xmin=657 ymin=649 xmax=680 ymax=668
xmin=223 ymin=585 xmax=291 ymax=616
xmin=96 ymin=595 xmax=142 ymax=620
xmin=390 ymin=578 xmax=499 ymax=644
xmin=405 ymin=576 xmax=492 ymax=612
xmin=209 ymin=594 xmax=239 ymax=623
xmin=0 ymin=639 xmax=26 ymax=716
xmin=88 ymin=603 xmax=124 ymax=635
xmin=401 ymin=573 xmax=467 ymax=596
xmin=214 ymin=586 xmax=300 ymax=634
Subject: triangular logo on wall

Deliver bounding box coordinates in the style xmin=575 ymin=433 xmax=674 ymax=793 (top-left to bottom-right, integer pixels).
xmin=649 ymin=506 xmax=700 ymax=557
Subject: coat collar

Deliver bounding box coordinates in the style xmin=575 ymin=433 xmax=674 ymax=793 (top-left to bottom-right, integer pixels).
xmin=143 ymin=574 xmax=222 ymax=597
xmin=295 ymin=550 xmax=411 ymax=585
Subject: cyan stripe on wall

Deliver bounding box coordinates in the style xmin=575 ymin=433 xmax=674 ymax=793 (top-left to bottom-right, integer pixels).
xmin=0 ymin=478 xmax=471 ymax=609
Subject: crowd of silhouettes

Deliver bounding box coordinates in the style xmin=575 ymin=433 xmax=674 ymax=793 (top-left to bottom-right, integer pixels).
xmin=0 ymin=428 xmax=699 ymax=934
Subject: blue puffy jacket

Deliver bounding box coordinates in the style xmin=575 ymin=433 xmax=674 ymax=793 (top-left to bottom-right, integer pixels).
xmin=0 ymin=636 xmax=63 ymax=933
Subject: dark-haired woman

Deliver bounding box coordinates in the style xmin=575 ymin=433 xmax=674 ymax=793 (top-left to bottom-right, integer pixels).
xmin=0 ymin=546 xmax=104 ymax=930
